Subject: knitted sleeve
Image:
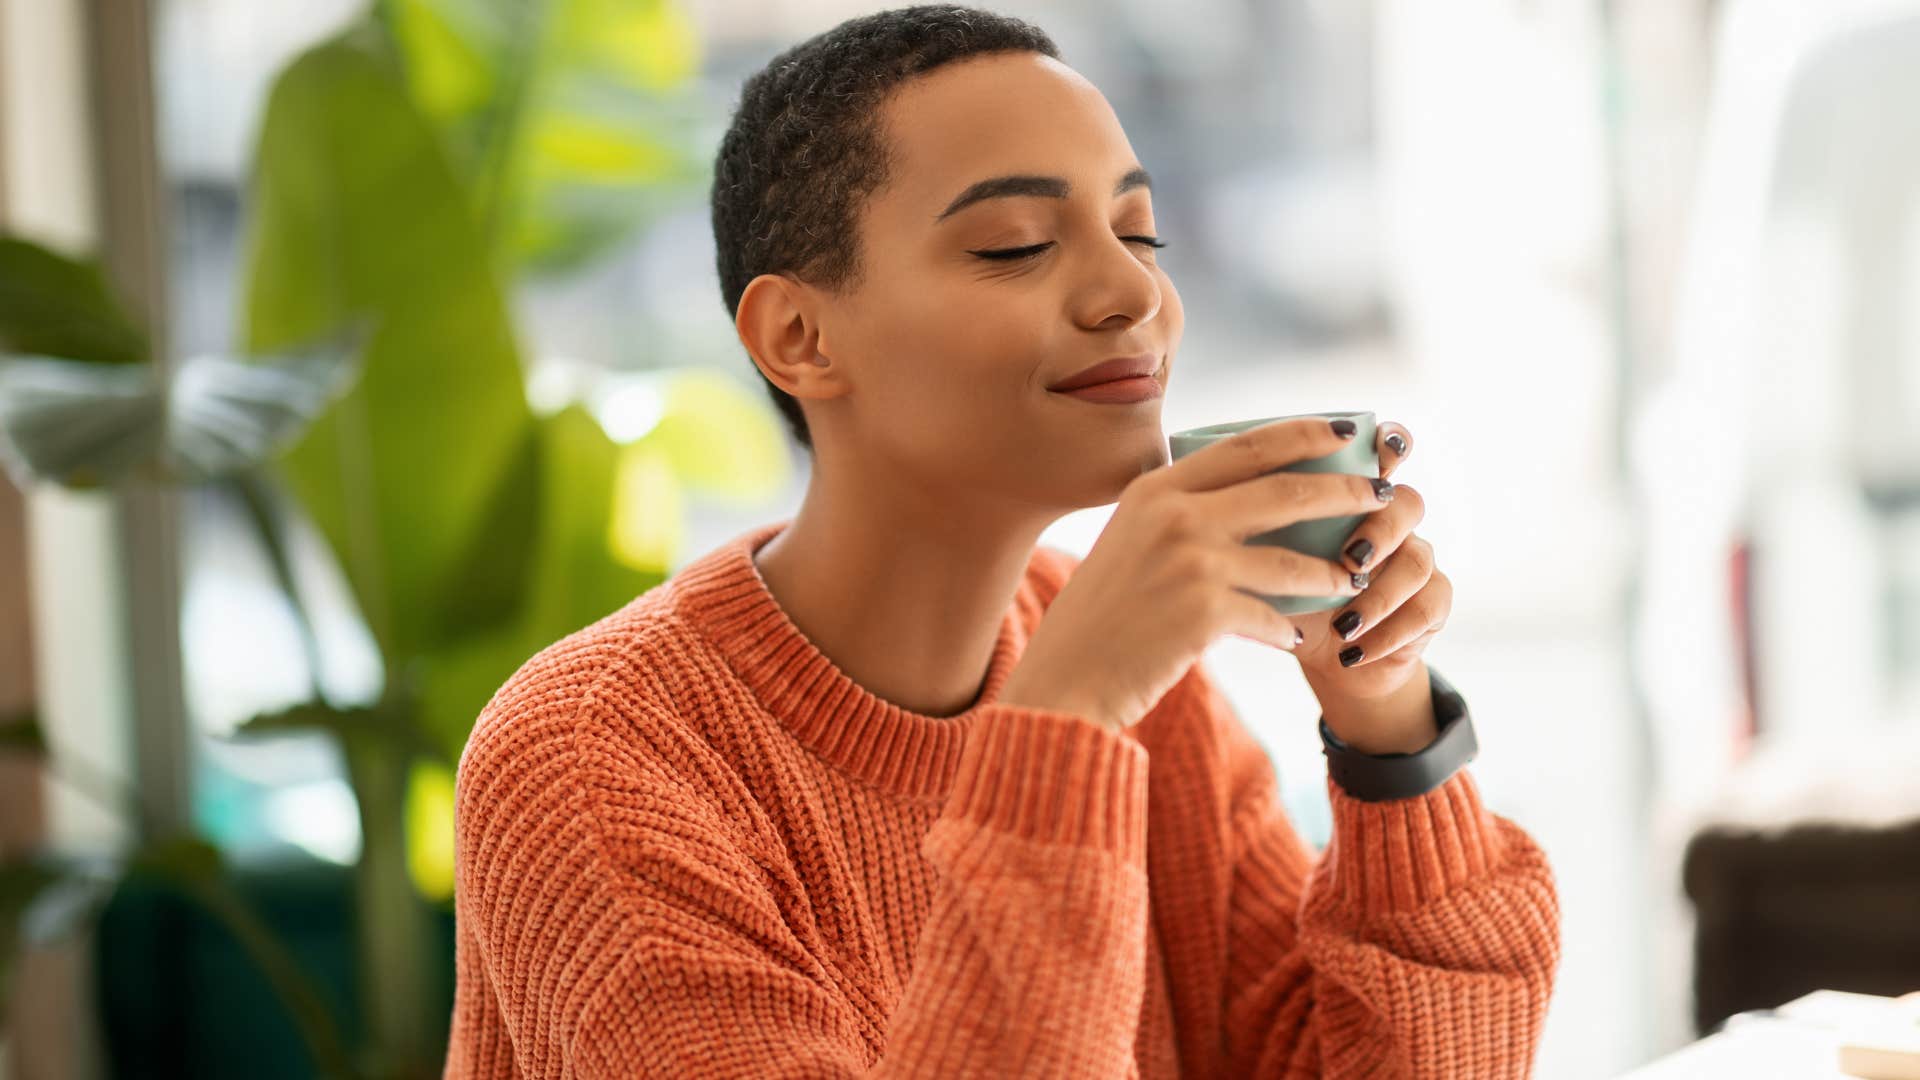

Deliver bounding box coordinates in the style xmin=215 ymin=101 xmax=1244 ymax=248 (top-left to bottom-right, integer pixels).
xmin=1200 ymin=664 xmax=1563 ymax=1077
xmin=444 ymin=664 xmax=1151 ymax=1078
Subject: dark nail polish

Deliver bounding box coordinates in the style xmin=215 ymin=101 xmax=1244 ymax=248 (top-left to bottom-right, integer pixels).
xmin=1370 ymin=478 xmax=1395 ymax=502
xmin=1344 ymin=537 xmax=1374 ymax=568
xmin=1351 ymin=571 xmax=1369 ymax=590
xmin=1339 ymin=645 xmax=1365 ymax=667
xmin=1333 ymin=609 xmax=1363 ymax=639
xmin=1330 ymin=418 xmax=1358 ymax=439
xmin=1385 ymin=432 xmax=1408 ymax=456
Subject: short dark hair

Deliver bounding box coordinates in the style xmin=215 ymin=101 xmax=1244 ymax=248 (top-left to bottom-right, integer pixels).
xmin=710 ymin=5 xmax=1060 ymax=452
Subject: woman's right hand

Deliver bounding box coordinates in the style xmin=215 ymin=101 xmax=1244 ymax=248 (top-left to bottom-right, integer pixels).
xmin=996 ymin=416 xmax=1396 ymax=732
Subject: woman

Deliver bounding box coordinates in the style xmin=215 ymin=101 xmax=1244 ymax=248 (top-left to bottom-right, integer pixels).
xmin=443 ymin=6 xmax=1560 ymax=1077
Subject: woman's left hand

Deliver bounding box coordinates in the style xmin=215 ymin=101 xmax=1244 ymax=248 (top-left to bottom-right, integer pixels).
xmin=1291 ymin=421 xmax=1452 ymax=700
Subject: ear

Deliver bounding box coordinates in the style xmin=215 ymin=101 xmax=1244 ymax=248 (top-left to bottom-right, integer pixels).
xmin=736 ymin=273 xmax=849 ymax=401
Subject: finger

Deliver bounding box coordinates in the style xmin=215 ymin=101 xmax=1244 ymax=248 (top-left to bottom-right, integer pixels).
xmin=1163 ymin=415 xmax=1369 ymax=494
xmin=1337 ymin=483 xmax=1426 ymax=574
xmin=1328 ymin=535 xmax=1435 ymax=645
xmin=1335 ymin=625 xmax=1441 ymax=681
xmin=1336 ymin=601 xmax=1444 ymax=671
xmin=1222 ymin=586 xmax=1306 ymax=652
xmin=1202 ymin=468 xmax=1395 ymax=542
xmin=1335 ymin=569 xmax=1452 ymax=673
xmin=1218 ymin=539 xmax=1371 ymax=601
xmin=1377 ymin=422 xmax=1413 ymax=479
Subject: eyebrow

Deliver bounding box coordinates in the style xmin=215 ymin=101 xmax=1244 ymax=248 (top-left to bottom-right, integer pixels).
xmin=933 ymin=166 xmax=1153 ymax=223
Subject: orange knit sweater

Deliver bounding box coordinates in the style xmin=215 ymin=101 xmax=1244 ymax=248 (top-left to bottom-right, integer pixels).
xmin=443 ymin=519 xmax=1560 ymax=1078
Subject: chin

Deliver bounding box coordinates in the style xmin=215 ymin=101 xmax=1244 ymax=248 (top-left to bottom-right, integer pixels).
xmin=1093 ymin=437 xmax=1170 ymax=503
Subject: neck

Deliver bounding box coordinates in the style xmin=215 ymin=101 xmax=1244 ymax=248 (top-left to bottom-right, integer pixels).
xmin=753 ymin=463 xmax=1054 ymax=718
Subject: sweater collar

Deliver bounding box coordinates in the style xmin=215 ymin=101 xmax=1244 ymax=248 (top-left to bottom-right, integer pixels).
xmin=667 ymin=519 xmax=1035 ymax=803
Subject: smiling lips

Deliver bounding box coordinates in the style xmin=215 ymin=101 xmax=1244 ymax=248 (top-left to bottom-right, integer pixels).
xmin=1047 ymin=353 xmax=1161 ymax=392
xmin=1055 ymin=377 xmax=1162 ymax=404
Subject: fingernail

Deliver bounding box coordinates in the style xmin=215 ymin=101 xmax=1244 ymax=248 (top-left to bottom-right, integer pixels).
xmin=1340 ymin=645 xmax=1365 ymax=667
xmin=1330 ymin=418 xmax=1358 ymax=439
xmin=1371 ymin=478 xmax=1395 ymax=503
xmin=1344 ymin=537 xmax=1374 ymax=569
xmin=1385 ymin=433 xmax=1407 ymax=457
xmin=1351 ymin=571 xmax=1369 ymax=591
xmin=1333 ymin=609 xmax=1363 ymax=640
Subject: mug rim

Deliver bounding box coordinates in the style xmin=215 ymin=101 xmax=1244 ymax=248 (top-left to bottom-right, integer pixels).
xmin=1169 ymin=410 xmax=1373 ymax=442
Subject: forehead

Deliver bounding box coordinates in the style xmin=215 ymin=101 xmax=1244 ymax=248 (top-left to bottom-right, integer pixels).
xmin=871 ymin=52 xmax=1137 ymax=217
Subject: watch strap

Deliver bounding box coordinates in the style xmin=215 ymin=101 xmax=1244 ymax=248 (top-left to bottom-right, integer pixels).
xmin=1319 ymin=667 xmax=1477 ymax=802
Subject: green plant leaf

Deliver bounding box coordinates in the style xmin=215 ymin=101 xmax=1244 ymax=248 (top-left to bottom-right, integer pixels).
xmin=414 ymin=403 xmax=664 ymax=760
xmin=0 ymin=358 xmax=156 ymax=488
xmin=0 ymin=710 xmax=45 ymax=755
xmin=0 ymin=236 xmax=148 ymax=366
xmin=0 ymin=335 xmax=359 ymax=491
xmin=384 ymin=0 xmax=497 ymax=121
xmin=124 ymin=834 xmax=223 ymax=884
xmin=430 ymin=420 xmax=540 ymax=644
xmin=523 ymin=404 xmax=667 ymax=625
xmin=382 ymin=0 xmax=711 ymax=272
xmin=229 ymin=697 xmax=451 ymax=770
xmin=239 ymin=28 xmax=539 ymax=663
xmin=403 ymin=759 xmax=456 ymax=902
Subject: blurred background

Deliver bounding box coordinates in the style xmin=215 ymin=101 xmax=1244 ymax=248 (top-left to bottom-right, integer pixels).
xmin=2 ymin=0 xmax=1917 ymax=1077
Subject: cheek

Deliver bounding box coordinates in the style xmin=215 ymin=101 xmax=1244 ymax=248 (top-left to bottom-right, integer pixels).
xmin=839 ymin=326 xmax=1003 ymax=437
xmin=872 ymin=281 xmax=1052 ymax=392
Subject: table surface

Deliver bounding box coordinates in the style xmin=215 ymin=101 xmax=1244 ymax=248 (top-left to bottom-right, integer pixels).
xmin=1616 ymin=991 xmax=1920 ymax=1080
xmin=1616 ymin=1020 xmax=1857 ymax=1079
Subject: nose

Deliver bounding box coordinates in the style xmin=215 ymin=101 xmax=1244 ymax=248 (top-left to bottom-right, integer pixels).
xmin=1073 ymin=233 xmax=1163 ymax=331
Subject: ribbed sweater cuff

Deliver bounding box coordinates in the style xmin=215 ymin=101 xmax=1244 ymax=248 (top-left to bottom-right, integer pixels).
xmin=1324 ymin=768 xmax=1507 ymax=919
xmin=939 ymin=703 xmax=1149 ymax=862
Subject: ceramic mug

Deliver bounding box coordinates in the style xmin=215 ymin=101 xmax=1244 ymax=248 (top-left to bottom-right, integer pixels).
xmin=1167 ymin=410 xmax=1378 ymax=614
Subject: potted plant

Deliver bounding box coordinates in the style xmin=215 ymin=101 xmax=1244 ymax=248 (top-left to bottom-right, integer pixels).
xmin=1 ymin=3 xmax=791 ymax=1074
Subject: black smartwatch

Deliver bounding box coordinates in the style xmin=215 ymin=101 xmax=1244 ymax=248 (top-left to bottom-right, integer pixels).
xmin=1319 ymin=666 xmax=1477 ymax=802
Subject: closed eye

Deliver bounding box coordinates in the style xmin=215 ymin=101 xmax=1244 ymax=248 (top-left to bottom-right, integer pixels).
xmin=969 ymin=236 xmax=1168 ymax=261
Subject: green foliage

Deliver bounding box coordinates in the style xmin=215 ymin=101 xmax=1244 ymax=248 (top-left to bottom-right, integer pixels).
xmin=241 ymin=29 xmax=538 ymax=665
xmin=2 ymin=3 xmax=786 ymax=1075
xmin=411 ymin=403 xmax=664 ymax=766
xmin=0 ymin=237 xmax=146 ymax=365
xmin=233 ymin=8 xmax=761 ymax=1074
xmin=0 ymin=711 xmax=44 ymax=754
xmin=0 ymin=343 xmax=359 ymax=492
xmin=381 ymin=0 xmax=710 ymax=270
